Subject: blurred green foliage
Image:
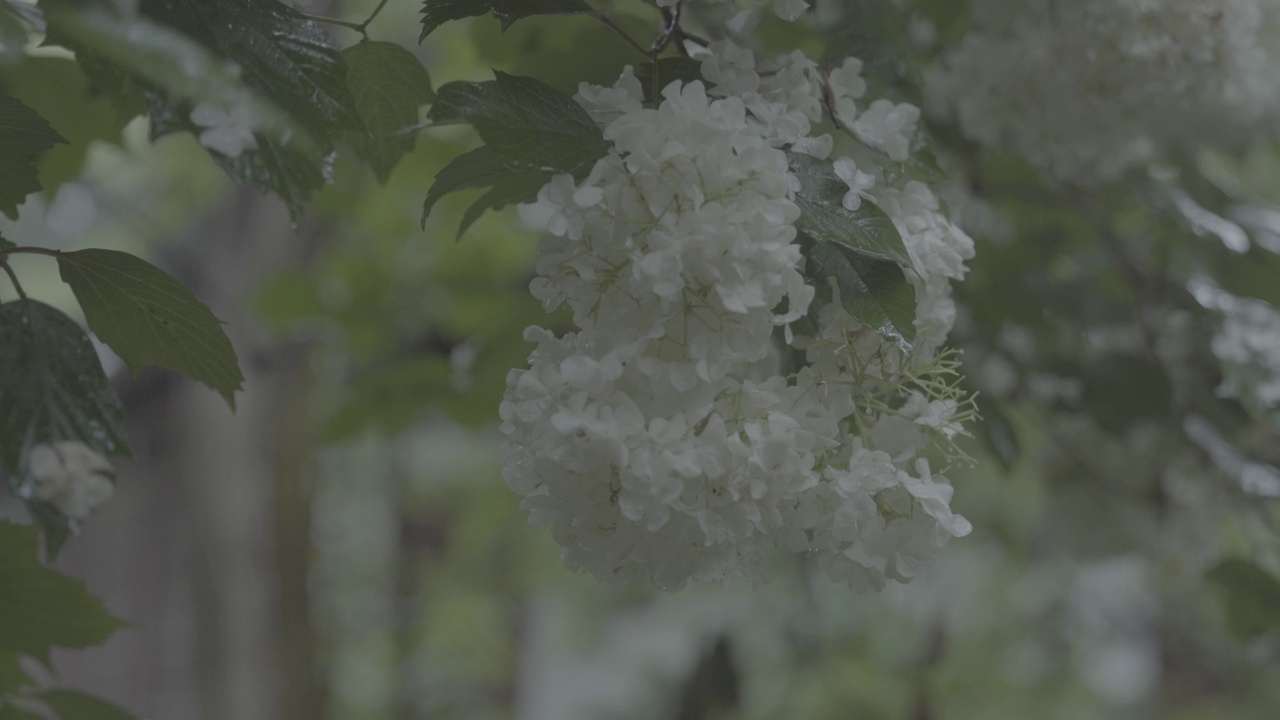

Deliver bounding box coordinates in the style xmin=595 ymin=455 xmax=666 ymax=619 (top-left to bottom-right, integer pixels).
xmin=0 ymin=1 xmax=1278 ymax=719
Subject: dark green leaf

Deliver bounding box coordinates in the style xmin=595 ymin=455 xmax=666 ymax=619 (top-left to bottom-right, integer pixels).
xmin=419 ymin=0 xmax=487 ymax=38
xmin=40 ymin=6 xmax=306 ymax=150
xmin=208 ymin=129 xmax=334 ymax=221
xmin=469 ymin=10 xmax=641 ymax=92
xmin=0 ymin=520 xmax=125 ymax=661
xmin=134 ymin=0 xmax=363 ymax=219
xmin=805 ymin=238 xmax=916 ymax=353
xmin=456 ymin=172 xmax=549 ymax=238
xmin=428 ymin=71 xmax=608 ymax=173
xmin=0 ymin=234 xmax=12 ymax=251
xmin=421 ymin=145 xmax=550 ymax=235
xmin=424 ymin=145 xmax=514 ymax=214
xmin=40 ymin=690 xmax=135 ymax=720
xmin=344 ymin=41 xmax=434 ymax=183
xmin=789 ymin=152 xmax=912 ymax=267
xmin=0 ymin=299 xmax=129 ymax=480
xmin=56 ymin=249 xmax=243 ymax=409
xmin=139 ymin=0 xmax=361 ymax=140
xmin=635 ymin=56 xmax=702 ymax=104
xmin=0 ymin=91 xmax=66 ymax=219
xmin=1207 ymin=559 xmax=1280 ymax=640
xmin=419 ymin=0 xmax=592 ymax=41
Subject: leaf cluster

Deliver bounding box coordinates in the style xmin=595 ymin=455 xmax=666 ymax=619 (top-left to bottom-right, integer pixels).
xmin=0 ymin=521 xmax=133 ymax=720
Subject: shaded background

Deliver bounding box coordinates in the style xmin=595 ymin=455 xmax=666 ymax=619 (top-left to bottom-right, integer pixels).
xmin=2 ymin=1 xmax=1279 ymax=719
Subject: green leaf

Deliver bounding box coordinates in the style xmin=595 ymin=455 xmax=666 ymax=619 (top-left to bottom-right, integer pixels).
xmin=419 ymin=0 xmax=592 ymax=41
xmin=41 ymin=6 xmax=307 ymax=150
xmin=788 ymin=152 xmax=912 ymax=268
xmin=0 ymin=299 xmax=129 ymax=479
xmin=428 ymin=71 xmax=608 ymax=173
xmin=456 ymin=171 xmax=549 ymax=239
xmin=636 ymin=56 xmax=703 ymax=105
xmin=423 ymin=145 xmax=514 ymax=214
xmin=1207 ymin=559 xmax=1280 ymax=640
xmin=804 ymin=237 xmax=916 ymax=353
xmin=0 ymin=91 xmax=66 ymax=219
xmin=132 ymin=0 xmax=363 ymax=219
xmin=0 ymin=234 xmax=13 ymax=251
xmin=136 ymin=0 xmax=361 ymax=139
xmin=56 ymin=249 xmax=243 ymax=409
xmin=421 ymin=145 xmax=550 ymax=236
xmin=0 ymin=520 xmax=125 ymax=661
xmin=39 ymin=690 xmax=135 ymax=720
xmin=344 ymin=40 xmax=434 ymax=183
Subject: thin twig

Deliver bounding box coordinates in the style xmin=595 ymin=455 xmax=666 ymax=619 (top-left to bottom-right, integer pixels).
xmin=651 ymin=3 xmax=682 ymax=55
xmin=1 ymin=261 xmax=26 ymax=300
xmin=360 ymin=0 xmax=392 ymax=31
xmin=298 ymin=12 xmax=364 ymax=33
xmin=300 ymin=0 xmax=392 ymax=37
xmin=594 ymin=13 xmax=650 ymax=58
xmin=1 ymin=246 xmax=59 ymax=258
xmin=675 ymin=27 xmax=710 ymax=49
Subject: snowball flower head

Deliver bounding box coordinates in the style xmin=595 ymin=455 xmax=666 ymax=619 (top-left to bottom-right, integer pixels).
xmin=26 ymin=441 xmax=115 ymax=521
xmin=834 ymin=157 xmax=875 ymax=211
xmin=502 ymin=46 xmax=974 ymax=593
xmin=852 ymin=99 xmax=920 ymax=162
xmin=190 ymin=101 xmax=260 ymax=157
xmin=926 ymin=0 xmax=1280 ymax=178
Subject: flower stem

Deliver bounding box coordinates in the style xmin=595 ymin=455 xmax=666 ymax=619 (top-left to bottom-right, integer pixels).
xmin=594 ymin=13 xmax=650 ymax=58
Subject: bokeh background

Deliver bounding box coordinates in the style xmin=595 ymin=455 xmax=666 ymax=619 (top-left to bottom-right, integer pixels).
xmin=2 ymin=1 xmax=1280 ymax=719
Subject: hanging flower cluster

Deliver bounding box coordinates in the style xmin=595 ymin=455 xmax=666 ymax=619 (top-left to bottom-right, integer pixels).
xmin=501 ymin=41 xmax=975 ymax=592
xmin=25 ymin=441 xmax=115 ymax=522
xmin=926 ymin=0 xmax=1280 ymax=179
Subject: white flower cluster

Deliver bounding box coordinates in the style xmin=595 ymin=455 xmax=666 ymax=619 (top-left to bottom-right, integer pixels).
xmin=501 ymin=42 xmax=975 ymax=591
xmin=926 ymin=0 xmax=1280 ymax=178
xmin=190 ymin=100 xmax=259 ymax=158
xmin=26 ymin=441 xmax=115 ymax=521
